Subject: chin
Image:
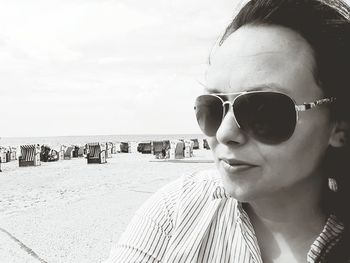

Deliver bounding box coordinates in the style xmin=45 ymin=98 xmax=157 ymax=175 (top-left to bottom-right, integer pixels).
xmin=224 ymin=185 xmax=259 ymax=203
xmin=218 ymin=165 xmax=263 ymax=202
xmin=220 ymin=170 xmax=271 ymax=203
xmin=221 ymin=177 xmax=256 ymax=202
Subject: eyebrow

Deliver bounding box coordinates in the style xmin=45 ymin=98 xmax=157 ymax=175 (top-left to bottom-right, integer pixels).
xmin=204 ymin=83 xmax=289 ymax=94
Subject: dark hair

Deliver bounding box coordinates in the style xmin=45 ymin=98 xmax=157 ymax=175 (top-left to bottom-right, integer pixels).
xmin=219 ymin=0 xmax=350 ymax=261
xmin=220 ymin=0 xmax=350 ymax=116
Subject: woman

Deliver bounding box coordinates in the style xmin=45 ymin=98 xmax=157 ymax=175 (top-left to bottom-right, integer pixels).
xmin=106 ymin=0 xmax=350 ymax=262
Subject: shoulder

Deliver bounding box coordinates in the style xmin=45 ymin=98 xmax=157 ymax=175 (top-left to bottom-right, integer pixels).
xmin=136 ymin=169 xmax=222 ymax=218
xmin=183 ymin=169 xmax=222 ymax=184
xmin=132 ymin=169 xmax=226 ymax=234
xmin=181 ymin=169 xmax=222 ymax=193
xmin=145 ymin=169 xmax=221 ymax=206
xmin=147 ymin=169 xmax=222 ymax=202
xmin=146 ymin=169 xmax=220 ymax=208
xmin=106 ymin=170 xmax=225 ymax=263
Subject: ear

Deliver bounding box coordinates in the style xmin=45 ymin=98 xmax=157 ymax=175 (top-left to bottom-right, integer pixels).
xmin=329 ymin=121 xmax=349 ymax=148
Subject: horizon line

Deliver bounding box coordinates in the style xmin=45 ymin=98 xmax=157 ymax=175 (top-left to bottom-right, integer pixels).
xmin=0 ymin=133 xmax=204 ymax=139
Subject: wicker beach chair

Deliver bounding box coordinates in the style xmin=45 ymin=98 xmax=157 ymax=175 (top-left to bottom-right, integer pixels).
xmin=48 ymin=149 xmax=59 ymax=162
xmin=9 ymin=147 xmax=17 ymax=161
xmin=40 ymin=145 xmax=59 ymax=162
xmin=40 ymin=145 xmax=51 ymax=162
xmin=64 ymin=146 xmax=74 ymax=160
xmin=72 ymin=146 xmax=80 ymax=158
xmin=1 ymin=147 xmax=11 ymax=163
xmin=105 ymin=142 xmax=113 ymax=158
xmin=184 ymin=140 xmax=194 ymax=158
xmin=58 ymin=145 xmax=66 ymax=160
xmin=169 ymin=140 xmax=185 ymax=159
xmin=120 ymin=142 xmax=130 ymax=153
xmin=0 ymin=147 xmax=8 ymax=163
xmin=77 ymin=146 xmax=85 ymax=157
xmin=203 ymin=139 xmax=210 ymax=150
xmin=111 ymin=143 xmax=117 ymax=154
xmin=152 ymin=141 xmax=164 ymax=156
xmin=19 ymin=144 xmax=41 ymax=167
xmin=190 ymin=139 xmax=200 ymax=150
xmin=5 ymin=148 xmax=11 ymax=162
xmin=137 ymin=142 xmax=152 ymax=154
xmin=152 ymin=140 xmax=170 ymax=158
xmin=86 ymin=143 xmax=107 ymax=164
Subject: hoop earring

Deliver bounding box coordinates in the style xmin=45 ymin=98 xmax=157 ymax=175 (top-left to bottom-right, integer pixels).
xmin=328 ymin=177 xmax=338 ymax=192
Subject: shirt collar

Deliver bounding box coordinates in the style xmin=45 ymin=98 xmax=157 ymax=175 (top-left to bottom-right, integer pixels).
xmin=307 ymin=214 xmax=345 ymax=262
xmin=211 ymin=184 xmax=345 ymax=261
xmin=212 ymin=185 xmax=231 ymax=199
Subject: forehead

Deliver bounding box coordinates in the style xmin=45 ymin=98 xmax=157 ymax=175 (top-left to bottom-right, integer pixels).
xmin=206 ymin=25 xmax=322 ymax=100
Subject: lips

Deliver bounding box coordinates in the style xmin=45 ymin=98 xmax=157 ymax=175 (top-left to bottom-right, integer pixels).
xmin=220 ymin=158 xmax=256 ymax=166
xmin=219 ymin=158 xmax=258 ymax=173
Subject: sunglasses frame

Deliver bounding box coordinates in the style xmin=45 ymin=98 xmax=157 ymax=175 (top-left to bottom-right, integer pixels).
xmin=195 ymin=90 xmax=336 ymax=134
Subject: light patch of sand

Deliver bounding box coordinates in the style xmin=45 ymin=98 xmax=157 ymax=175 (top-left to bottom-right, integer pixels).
xmin=0 ymin=149 xmax=215 ymax=262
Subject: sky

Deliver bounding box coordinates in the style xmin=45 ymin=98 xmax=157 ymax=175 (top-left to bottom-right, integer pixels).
xmin=2 ymin=0 xmax=348 ymax=137
xmin=0 ymin=0 xmax=243 ymax=137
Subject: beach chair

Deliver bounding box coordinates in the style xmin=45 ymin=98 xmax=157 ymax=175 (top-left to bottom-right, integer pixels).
xmin=48 ymin=149 xmax=59 ymax=162
xmin=40 ymin=145 xmax=59 ymax=162
xmin=169 ymin=140 xmax=185 ymax=159
xmin=152 ymin=140 xmax=170 ymax=158
xmin=64 ymin=146 xmax=74 ymax=160
xmin=152 ymin=141 xmax=164 ymax=155
xmin=137 ymin=142 xmax=152 ymax=154
xmin=58 ymin=145 xmax=66 ymax=160
xmin=19 ymin=144 xmax=41 ymax=167
xmin=111 ymin=143 xmax=117 ymax=154
xmin=0 ymin=147 xmax=7 ymax=163
xmin=5 ymin=148 xmax=11 ymax=163
xmin=9 ymin=147 xmax=17 ymax=161
xmin=176 ymin=141 xmax=185 ymax=159
xmin=105 ymin=142 xmax=113 ymax=158
xmin=120 ymin=142 xmax=130 ymax=153
xmin=72 ymin=146 xmax=80 ymax=158
xmin=162 ymin=140 xmax=170 ymax=158
xmin=40 ymin=145 xmax=51 ymax=162
xmin=190 ymin=139 xmax=200 ymax=150
xmin=87 ymin=143 xmax=107 ymax=164
xmin=184 ymin=140 xmax=194 ymax=158
xmin=203 ymin=139 xmax=210 ymax=150
xmin=77 ymin=146 xmax=85 ymax=157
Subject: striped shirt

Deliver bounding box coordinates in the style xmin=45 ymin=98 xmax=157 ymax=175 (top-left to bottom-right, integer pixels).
xmin=105 ymin=170 xmax=345 ymax=263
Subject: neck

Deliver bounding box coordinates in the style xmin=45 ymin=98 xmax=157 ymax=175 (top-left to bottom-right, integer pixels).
xmin=246 ymin=173 xmax=327 ymax=233
xmin=244 ymin=174 xmax=329 ymax=262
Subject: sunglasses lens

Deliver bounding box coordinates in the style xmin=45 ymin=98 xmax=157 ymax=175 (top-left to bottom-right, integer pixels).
xmin=234 ymin=92 xmax=297 ymax=144
xmin=195 ymin=95 xmax=223 ymax=136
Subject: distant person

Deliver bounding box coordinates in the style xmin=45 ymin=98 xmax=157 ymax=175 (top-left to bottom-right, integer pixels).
xmin=105 ymin=0 xmax=350 ymax=262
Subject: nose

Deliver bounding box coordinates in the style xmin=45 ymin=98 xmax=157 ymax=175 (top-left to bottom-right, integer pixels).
xmin=215 ymin=105 xmax=247 ymax=145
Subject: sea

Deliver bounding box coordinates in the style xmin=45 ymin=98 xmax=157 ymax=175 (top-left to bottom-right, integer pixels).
xmin=0 ymin=134 xmax=206 ymax=150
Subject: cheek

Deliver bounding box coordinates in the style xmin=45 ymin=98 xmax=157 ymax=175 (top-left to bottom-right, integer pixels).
xmin=261 ymin=118 xmax=332 ymax=180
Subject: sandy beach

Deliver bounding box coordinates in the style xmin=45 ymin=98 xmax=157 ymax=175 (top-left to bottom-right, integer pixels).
xmin=0 ymin=149 xmax=215 ymax=263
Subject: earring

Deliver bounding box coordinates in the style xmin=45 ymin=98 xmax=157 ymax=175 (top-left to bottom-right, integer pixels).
xmin=328 ymin=177 xmax=338 ymax=192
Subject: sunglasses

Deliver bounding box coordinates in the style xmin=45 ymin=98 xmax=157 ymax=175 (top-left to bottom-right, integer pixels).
xmin=194 ymin=91 xmax=336 ymax=144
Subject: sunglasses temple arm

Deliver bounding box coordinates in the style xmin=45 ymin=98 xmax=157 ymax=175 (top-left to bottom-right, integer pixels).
xmin=295 ymin=97 xmax=336 ymax=112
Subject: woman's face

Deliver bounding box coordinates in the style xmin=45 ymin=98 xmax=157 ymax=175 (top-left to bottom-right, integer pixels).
xmin=206 ymin=25 xmax=335 ymax=202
